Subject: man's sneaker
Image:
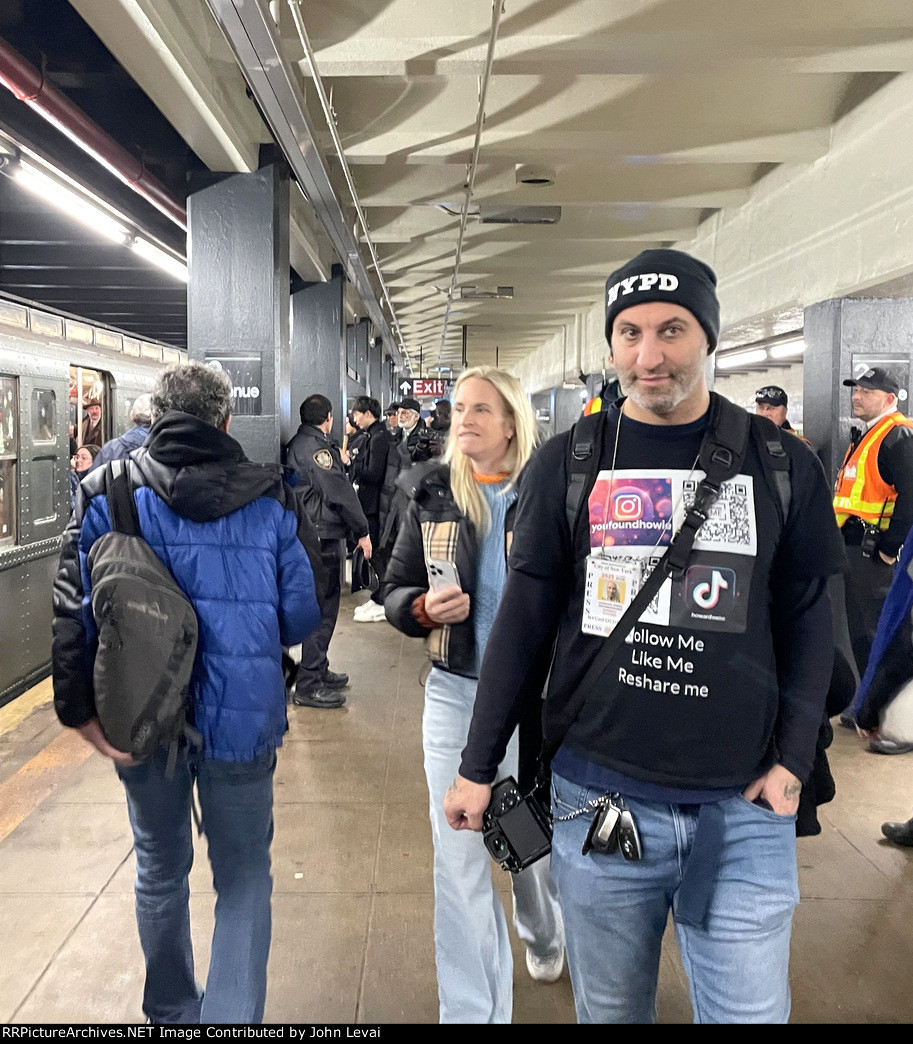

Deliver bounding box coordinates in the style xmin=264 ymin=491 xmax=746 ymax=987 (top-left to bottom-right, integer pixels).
xmin=352 ymin=601 xmax=375 ymax=621
xmin=323 ymin=670 xmax=349 ymax=689
xmin=354 ymin=602 xmax=387 ymax=623
xmin=838 ymin=712 xmax=856 ymax=729
xmin=292 ymin=686 xmax=346 ymax=709
xmin=526 ymin=947 xmax=564 ymax=983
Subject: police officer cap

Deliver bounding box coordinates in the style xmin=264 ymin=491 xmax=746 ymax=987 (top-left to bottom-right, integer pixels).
xmin=843 ymin=367 xmax=900 ymax=396
xmin=604 ymin=248 xmax=720 ymax=353
xmin=755 ymin=385 xmax=788 ymax=408
xmin=399 ymin=397 xmax=422 ymax=413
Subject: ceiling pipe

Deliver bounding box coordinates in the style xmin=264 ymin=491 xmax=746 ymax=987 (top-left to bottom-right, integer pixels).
xmin=437 ymin=0 xmax=505 ymax=367
xmin=286 ymin=0 xmax=410 ymax=371
xmin=0 ymin=34 xmax=187 ymax=230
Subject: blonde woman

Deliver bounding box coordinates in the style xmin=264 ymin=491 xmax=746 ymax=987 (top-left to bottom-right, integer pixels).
xmin=383 ymin=366 xmax=564 ymax=1023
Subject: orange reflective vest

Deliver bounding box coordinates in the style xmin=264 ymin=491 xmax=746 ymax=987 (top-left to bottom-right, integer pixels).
xmin=833 ymin=412 xmax=913 ymax=528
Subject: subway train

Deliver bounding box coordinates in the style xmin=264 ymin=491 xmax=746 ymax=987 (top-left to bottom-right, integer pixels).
xmin=0 ymin=296 xmax=185 ymax=707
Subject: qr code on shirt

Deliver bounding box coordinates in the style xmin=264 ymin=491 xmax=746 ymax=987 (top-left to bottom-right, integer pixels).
xmin=682 ymin=478 xmax=754 ymax=552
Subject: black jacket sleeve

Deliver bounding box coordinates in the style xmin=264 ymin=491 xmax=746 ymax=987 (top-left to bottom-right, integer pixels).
xmin=355 ymin=427 xmax=390 ymax=494
xmin=381 ymin=498 xmax=433 ymax=638
xmin=322 ymin=465 xmax=369 ymax=541
xmin=877 ymin=425 xmax=913 ymax=557
xmin=458 ymin=436 xmax=572 ymax=783
xmin=52 ymin=483 xmax=98 ymax=727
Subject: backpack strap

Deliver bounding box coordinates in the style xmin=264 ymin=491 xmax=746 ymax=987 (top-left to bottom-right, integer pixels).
xmin=104 ymin=459 xmax=141 ymax=537
xmin=749 ymin=420 xmax=791 ymax=529
xmin=565 ymin=410 xmax=612 ymax=543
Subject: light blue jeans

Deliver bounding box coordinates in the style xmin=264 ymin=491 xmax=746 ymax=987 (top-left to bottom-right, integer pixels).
xmin=551 ymin=771 xmax=799 ymax=1024
xmin=423 ymin=667 xmax=564 ymax=1023
xmin=117 ymin=746 xmax=276 ymax=1024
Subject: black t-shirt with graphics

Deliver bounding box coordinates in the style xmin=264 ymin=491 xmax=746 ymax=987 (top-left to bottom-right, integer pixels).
xmin=459 ymin=402 xmax=847 ymax=791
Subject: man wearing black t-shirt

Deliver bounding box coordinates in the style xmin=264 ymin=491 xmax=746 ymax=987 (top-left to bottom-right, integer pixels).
xmin=443 ymin=249 xmax=846 ymax=1024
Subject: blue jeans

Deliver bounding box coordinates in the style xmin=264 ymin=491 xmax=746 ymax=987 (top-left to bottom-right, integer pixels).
xmin=424 ymin=668 xmax=564 ymax=1023
xmin=551 ymin=771 xmax=799 ymax=1024
xmin=117 ymin=747 xmax=276 ymax=1024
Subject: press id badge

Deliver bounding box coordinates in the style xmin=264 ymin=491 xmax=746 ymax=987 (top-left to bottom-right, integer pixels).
xmin=582 ymin=558 xmax=640 ymax=637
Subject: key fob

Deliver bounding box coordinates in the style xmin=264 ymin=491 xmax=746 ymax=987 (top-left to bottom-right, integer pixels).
xmin=582 ymin=802 xmax=619 ymax=856
xmin=617 ymin=808 xmax=643 ymax=861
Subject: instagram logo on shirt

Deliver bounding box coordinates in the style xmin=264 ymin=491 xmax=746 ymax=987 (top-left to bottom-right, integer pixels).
xmin=612 ymin=490 xmax=644 ymax=521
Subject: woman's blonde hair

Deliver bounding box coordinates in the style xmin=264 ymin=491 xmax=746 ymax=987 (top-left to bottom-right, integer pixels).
xmin=444 ymin=365 xmax=538 ymax=533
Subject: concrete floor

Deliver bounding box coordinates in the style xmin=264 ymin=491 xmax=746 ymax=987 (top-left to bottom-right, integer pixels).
xmin=2 ymin=591 xmax=913 ymax=1024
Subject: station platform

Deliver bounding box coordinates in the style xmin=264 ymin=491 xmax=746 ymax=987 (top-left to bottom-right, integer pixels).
xmin=2 ymin=591 xmax=913 ymax=1024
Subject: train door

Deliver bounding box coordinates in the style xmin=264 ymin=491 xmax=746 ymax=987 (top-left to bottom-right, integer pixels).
xmin=18 ymin=372 xmax=68 ymax=544
xmin=0 ymin=375 xmax=18 ymax=547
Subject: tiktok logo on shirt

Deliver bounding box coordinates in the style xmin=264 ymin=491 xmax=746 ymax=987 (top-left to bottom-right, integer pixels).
xmin=686 ymin=566 xmax=737 ymax=615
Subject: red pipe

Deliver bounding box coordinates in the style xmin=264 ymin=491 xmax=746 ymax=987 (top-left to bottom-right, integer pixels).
xmin=0 ymin=35 xmax=187 ymax=230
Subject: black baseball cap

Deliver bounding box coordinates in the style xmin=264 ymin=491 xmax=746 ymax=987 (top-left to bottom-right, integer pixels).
xmin=399 ymin=397 xmax=422 ymax=413
xmin=384 ymin=402 xmax=401 ymax=415
xmin=755 ymin=385 xmax=788 ymax=408
xmin=843 ymin=367 xmax=900 ymax=396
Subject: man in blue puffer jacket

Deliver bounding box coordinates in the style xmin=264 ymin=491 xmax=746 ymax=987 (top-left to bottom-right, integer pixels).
xmin=52 ymin=361 xmax=322 ymax=1024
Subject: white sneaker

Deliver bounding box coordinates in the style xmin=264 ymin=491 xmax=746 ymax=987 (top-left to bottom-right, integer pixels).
xmin=526 ymin=947 xmax=564 ymax=983
xmin=355 ymin=602 xmax=387 ymax=623
xmin=352 ymin=601 xmax=374 ymax=620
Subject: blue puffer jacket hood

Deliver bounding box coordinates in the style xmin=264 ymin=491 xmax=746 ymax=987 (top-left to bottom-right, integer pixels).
xmin=52 ymin=411 xmax=322 ymax=761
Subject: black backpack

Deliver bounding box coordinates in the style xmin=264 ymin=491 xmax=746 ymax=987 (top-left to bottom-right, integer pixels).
xmin=88 ymin=460 xmax=201 ymax=772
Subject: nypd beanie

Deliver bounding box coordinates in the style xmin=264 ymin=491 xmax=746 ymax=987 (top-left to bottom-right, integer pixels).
xmin=604 ymin=248 xmax=720 ymax=353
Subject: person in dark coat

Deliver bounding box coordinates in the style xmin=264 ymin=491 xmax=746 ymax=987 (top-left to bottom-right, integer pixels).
xmin=351 ymin=396 xmax=391 ymax=621
xmin=80 ymin=398 xmax=103 ymax=447
xmin=285 ymin=394 xmax=372 ymax=706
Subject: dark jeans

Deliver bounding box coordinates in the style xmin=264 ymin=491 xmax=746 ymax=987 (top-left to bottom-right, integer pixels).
xmin=298 ymin=538 xmax=343 ymax=690
xmin=117 ymin=747 xmax=276 ymax=1024
xmin=844 ymin=543 xmax=897 ymax=677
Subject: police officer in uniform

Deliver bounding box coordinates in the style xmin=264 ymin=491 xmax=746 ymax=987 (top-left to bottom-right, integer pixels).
xmin=286 ymin=395 xmax=372 ymax=707
xmin=834 ymin=368 xmax=913 ymax=683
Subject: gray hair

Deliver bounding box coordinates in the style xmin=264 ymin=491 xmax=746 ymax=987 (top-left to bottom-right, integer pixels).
xmin=151 ymin=362 xmax=233 ymax=427
xmin=130 ymin=393 xmax=153 ymax=427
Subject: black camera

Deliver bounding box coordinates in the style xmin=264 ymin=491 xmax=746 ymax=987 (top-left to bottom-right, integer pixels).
xmin=482 ymin=777 xmax=552 ymax=874
xmin=860 ymin=523 xmax=880 ymax=560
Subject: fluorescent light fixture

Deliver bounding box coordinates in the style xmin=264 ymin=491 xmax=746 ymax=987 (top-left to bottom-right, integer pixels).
xmin=14 ymin=161 xmax=130 ymax=244
xmin=131 ymin=237 xmax=188 ymax=282
xmin=716 ymin=348 xmax=769 ymax=370
xmin=769 ymin=339 xmax=806 ymax=359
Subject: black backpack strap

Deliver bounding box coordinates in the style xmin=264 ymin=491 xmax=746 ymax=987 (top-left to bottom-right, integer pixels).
xmin=104 ymin=459 xmax=141 ymax=537
xmin=749 ymin=419 xmax=791 ymax=530
xmin=565 ymin=410 xmax=612 ymax=543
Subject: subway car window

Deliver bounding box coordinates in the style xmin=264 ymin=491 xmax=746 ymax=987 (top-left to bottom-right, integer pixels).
xmin=0 ymin=375 xmax=18 ymax=545
xmin=31 ymin=388 xmax=57 ymax=443
xmin=69 ymin=365 xmax=107 ymax=449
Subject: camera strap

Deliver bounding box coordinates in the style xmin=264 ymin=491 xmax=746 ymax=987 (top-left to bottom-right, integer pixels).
xmin=536 ymin=394 xmax=751 ymax=790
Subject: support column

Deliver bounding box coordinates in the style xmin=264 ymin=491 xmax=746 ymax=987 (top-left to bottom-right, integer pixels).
xmin=290 ymin=268 xmax=346 ymax=443
xmin=187 ymin=162 xmax=290 ymax=462
xmin=804 ymin=298 xmax=913 ymax=479
xmin=553 ymin=386 xmax=585 ymax=433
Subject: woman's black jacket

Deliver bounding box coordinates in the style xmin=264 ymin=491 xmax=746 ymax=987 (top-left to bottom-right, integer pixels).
xmin=382 ymin=462 xmax=516 ymax=677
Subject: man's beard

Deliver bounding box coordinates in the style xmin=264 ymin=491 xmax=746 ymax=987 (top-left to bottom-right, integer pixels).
xmin=616 ymin=359 xmax=705 ymax=417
